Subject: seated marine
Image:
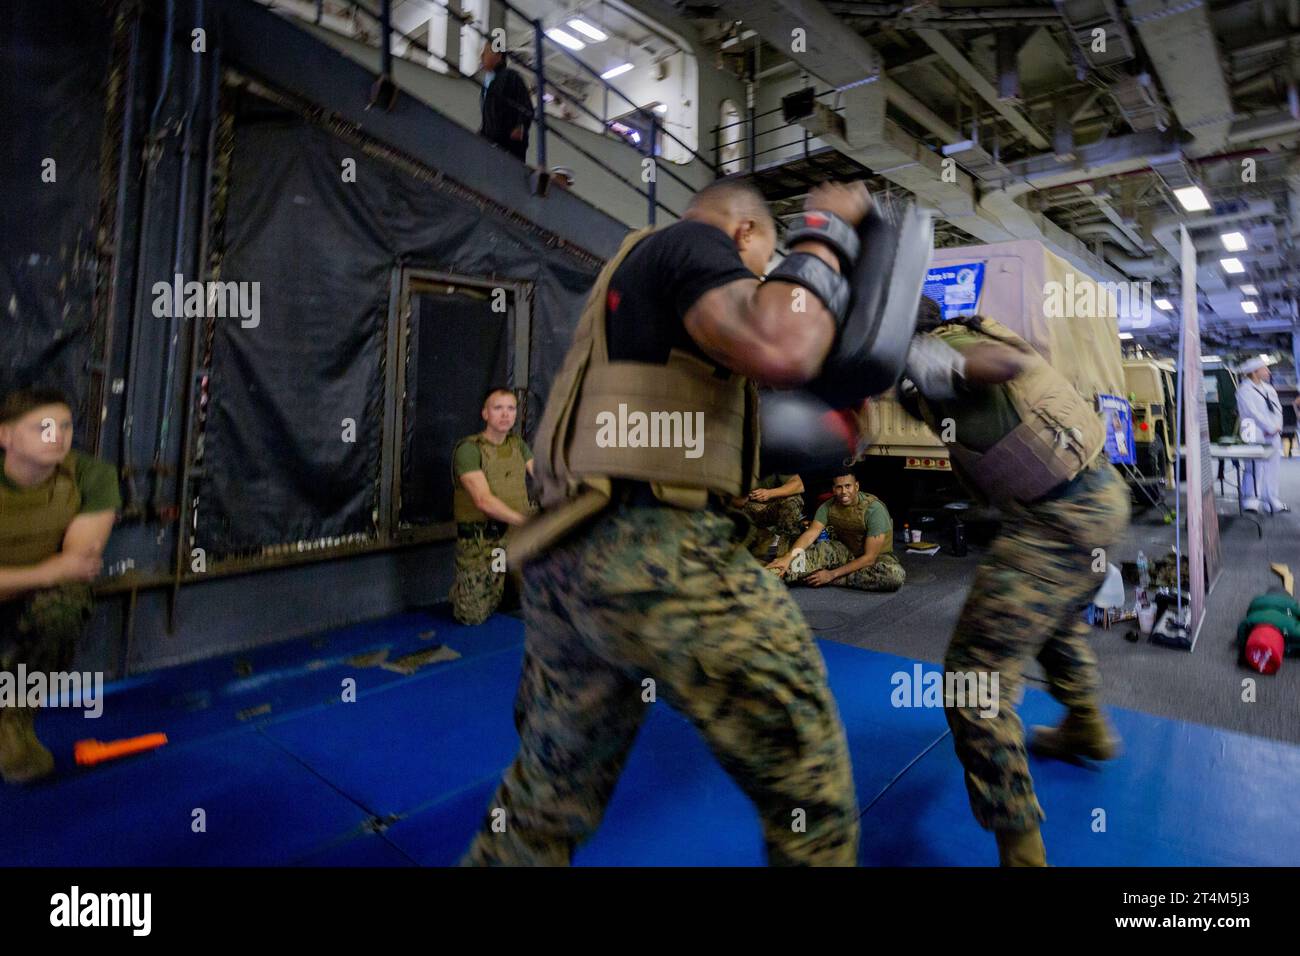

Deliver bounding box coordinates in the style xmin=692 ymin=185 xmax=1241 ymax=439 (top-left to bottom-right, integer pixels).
xmin=766 ymin=470 xmax=904 ymax=592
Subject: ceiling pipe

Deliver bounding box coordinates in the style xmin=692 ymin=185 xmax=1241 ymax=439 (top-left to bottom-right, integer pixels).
xmin=1096 ymin=242 xmax=1171 ymax=278
xmin=1228 ymin=110 xmax=1300 ymax=143
xmin=1074 ymin=221 xmax=1148 ymax=256
xmin=882 ymin=78 xmax=963 ymax=143
xmin=1150 ymin=198 xmax=1280 ymax=262
xmin=1032 ymin=147 xmax=1270 ymax=194
xmin=914 ymin=28 xmax=1051 ymax=150
xmin=822 ymin=1 xmax=1061 ymax=18
xmin=1124 ymin=0 xmax=1235 ymax=156
xmin=978 ymin=180 xmax=1129 ymax=282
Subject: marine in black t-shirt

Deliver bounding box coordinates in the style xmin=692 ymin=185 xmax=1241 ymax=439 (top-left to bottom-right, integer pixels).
xmin=463 ymin=180 xmax=871 ymax=867
xmin=604 ymin=219 xmax=759 ymax=368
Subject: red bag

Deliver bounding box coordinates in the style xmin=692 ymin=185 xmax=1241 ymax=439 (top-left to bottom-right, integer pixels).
xmin=1245 ymin=624 xmax=1285 ymax=675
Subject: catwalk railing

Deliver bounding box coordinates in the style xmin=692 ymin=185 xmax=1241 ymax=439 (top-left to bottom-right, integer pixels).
xmin=302 ymin=0 xmax=722 ymax=223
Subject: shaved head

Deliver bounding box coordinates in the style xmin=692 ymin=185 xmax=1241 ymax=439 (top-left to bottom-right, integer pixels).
xmin=685 ymin=177 xmax=776 ymax=275
xmin=687 ymin=178 xmax=773 ymax=230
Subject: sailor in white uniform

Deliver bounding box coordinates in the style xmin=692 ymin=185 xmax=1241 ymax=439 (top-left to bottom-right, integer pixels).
xmin=1236 ymin=356 xmax=1288 ymax=513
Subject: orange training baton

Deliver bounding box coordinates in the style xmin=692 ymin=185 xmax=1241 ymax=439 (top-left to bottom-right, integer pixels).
xmin=74 ymin=734 xmax=169 ymax=766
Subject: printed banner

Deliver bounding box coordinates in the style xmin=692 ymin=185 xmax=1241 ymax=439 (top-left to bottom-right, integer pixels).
xmin=1098 ymin=394 xmax=1136 ymax=465
xmin=923 ymin=262 xmax=985 ymax=320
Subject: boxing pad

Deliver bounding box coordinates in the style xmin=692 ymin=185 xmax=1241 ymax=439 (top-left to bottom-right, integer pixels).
xmin=807 ymin=202 xmax=935 ymax=409
xmin=759 ymin=389 xmax=871 ymax=474
xmin=758 ymin=202 xmax=933 ymax=472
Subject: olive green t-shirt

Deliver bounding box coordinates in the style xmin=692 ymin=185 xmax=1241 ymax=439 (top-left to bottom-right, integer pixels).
xmin=452 ymin=434 xmax=534 ymax=478
xmin=924 ymin=325 xmax=1022 ymax=452
xmin=813 ymin=492 xmax=891 ymax=543
xmin=0 ymin=449 xmax=121 ymax=514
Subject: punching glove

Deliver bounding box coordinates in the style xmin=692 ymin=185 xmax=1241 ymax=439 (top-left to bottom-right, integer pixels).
xmin=759 ymin=390 xmax=871 ymax=474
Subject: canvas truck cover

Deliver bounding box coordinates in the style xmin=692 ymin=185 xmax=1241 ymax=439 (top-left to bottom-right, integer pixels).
xmin=867 ymin=239 xmax=1126 ymax=459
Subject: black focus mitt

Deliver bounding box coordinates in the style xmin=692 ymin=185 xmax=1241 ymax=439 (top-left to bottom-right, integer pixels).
xmin=806 ymin=202 xmax=934 ymax=409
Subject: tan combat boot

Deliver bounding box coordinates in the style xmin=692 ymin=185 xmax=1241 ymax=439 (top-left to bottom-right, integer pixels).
xmin=0 ymin=706 xmax=55 ymax=785
xmin=1029 ymin=709 xmax=1122 ymax=762
xmin=995 ymin=826 xmax=1047 ymax=867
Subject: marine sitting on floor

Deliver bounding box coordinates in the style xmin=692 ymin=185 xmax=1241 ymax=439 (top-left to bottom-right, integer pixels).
xmin=734 ymin=472 xmax=805 ymax=560
xmin=0 ymin=387 xmax=120 ymax=785
xmin=450 ymin=387 xmax=536 ymax=625
xmin=765 ymin=470 xmax=905 ymax=592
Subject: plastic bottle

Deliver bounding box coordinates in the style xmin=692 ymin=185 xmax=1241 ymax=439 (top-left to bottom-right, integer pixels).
xmin=1136 ymin=550 xmax=1150 ymax=590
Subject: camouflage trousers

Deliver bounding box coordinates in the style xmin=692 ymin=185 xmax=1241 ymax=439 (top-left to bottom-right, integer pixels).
xmin=462 ymin=503 xmax=859 ymax=866
xmin=450 ymin=534 xmax=507 ymax=626
xmin=783 ymin=539 xmax=906 ymax=592
xmin=741 ymin=496 xmax=805 ymax=561
xmin=0 ymin=584 xmax=94 ymax=676
xmin=944 ymin=461 xmax=1129 ymax=832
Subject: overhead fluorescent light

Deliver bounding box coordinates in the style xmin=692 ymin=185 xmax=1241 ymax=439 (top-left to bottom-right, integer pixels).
xmin=1155 ymin=298 xmax=1174 ymax=311
xmin=1201 ymin=356 xmax=1222 ymax=363
xmin=1221 ymin=231 xmax=1247 ymax=252
xmin=1174 ymin=185 xmax=1211 ymax=211
xmin=601 ymin=62 xmax=634 ymax=79
xmin=653 ymin=103 xmax=668 ymax=114
xmin=546 ymin=28 xmax=585 ymax=51
xmin=567 ymin=18 xmax=608 ymax=42
xmin=1240 ymin=284 xmax=1259 ymax=296
xmin=1220 ymin=257 xmax=1245 ymax=274
xmin=1242 ymin=300 xmax=1259 ymax=314
xmin=1118 ymin=332 xmax=1134 ymax=339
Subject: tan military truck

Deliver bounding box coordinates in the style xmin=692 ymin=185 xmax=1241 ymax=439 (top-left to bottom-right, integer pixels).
xmin=861 ymin=239 xmax=1127 ymax=499
xmin=1123 ymin=359 xmax=1175 ymax=485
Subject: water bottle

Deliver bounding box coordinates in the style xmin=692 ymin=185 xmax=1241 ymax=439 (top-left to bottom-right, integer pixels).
xmin=951 ymin=517 xmax=968 ymax=557
xmin=1136 ymin=550 xmax=1150 ymax=590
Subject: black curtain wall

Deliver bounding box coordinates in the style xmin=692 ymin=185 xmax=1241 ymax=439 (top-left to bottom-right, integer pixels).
xmin=196 ymin=90 xmax=599 ymax=554
xmin=0 ymin=0 xmax=116 ymax=432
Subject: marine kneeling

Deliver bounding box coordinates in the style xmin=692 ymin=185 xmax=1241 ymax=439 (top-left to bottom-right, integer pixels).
xmin=450 ymin=387 xmax=535 ymax=625
xmin=766 ymin=471 xmax=904 ymax=592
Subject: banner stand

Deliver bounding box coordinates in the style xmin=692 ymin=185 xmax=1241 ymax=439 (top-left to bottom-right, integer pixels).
xmin=1164 ymin=225 xmax=1222 ymax=651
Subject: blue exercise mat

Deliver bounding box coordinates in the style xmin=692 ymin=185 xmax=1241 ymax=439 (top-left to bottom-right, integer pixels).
xmin=33 ymin=611 xmax=516 ymax=762
xmin=573 ymin=644 xmax=952 ymax=865
xmin=0 ymin=727 xmax=367 ymax=866
xmin=383 ymin=778 xmax=502 ymax=866
xmin=291 ymin=832 xmax=418 ymax=867
xmin=11 ymin=609 xmax=1300 ymax=867
xmin=857 ymin=690 xmax=1300 ymax=866
xmin=259 ymin=645 xmax=525 ymax=818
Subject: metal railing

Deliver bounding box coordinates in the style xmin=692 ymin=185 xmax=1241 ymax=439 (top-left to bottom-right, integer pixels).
xmin=710 ymin=86 xmax=844 ymax=174
xmin=303 ymin=0 xmax=722 ymax=224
